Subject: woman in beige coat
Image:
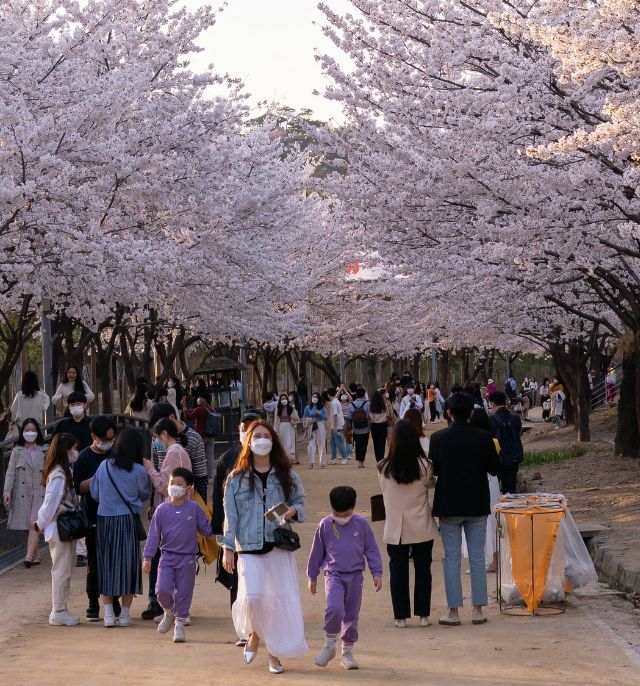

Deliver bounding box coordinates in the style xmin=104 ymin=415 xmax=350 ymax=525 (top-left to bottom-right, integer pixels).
xmin=3 ymin=419 xmax=48 ymax=566
xmin=378 ymin=419 xmax=437 ymax=628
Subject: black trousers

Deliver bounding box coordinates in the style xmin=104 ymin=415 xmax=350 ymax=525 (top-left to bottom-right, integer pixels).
xmin=429 ymin=401 xmax=437 ymax=422
xmin=86 ymin=528 xmax=100 ymax=608
xmin=370 ymin=423 xmax=387 ymax=462
xmin=353 ymin=432 xmax=370 ymax=463
xmin=387 ymin=540 xmax=433 ymax=620
xmin=499 ymin=463 xmax=519 ymax=494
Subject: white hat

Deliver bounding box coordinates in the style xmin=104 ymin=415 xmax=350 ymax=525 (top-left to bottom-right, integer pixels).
xmin=488 ymin=378 xmax=494 ymax=384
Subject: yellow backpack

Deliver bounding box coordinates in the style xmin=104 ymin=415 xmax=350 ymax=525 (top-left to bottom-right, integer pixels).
xmin=192 ymin=490 xmax=218 ymax=565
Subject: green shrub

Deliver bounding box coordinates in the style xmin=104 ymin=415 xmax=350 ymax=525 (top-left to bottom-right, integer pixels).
xmin=523 ymin=445 xmax=586 ymax=467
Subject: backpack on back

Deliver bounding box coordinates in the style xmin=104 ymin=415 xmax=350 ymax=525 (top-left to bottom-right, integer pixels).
xmin=351 ymin=401 xmax=369 ymax=430
xmin=494 ymin=413 xmax=523 ymax=465
xmin=203 ymin=408 xmax=223 ymax=438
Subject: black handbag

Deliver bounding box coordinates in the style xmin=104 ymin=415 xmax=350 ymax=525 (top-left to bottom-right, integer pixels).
xmin=273 ymin=526 xmax=301 ymax=552
xmin=57 ymin=506 xmax=90 ymax=541
xmin=370 ymin=494 xmax=386 ymax=522
xmin=106 ymin=462 xmax=147 ymax=541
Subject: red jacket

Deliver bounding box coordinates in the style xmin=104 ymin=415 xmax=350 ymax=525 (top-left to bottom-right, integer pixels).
xmin=182 ymin=404 xmax=211 ymax=437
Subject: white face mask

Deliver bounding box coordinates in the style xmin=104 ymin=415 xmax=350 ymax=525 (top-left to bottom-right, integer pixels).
xmin=384 ymin=393 xmax=389 ymax=399
xmin=69 ymin=405 xmax=85 ymax=417
xmin=168 ymin=484 xmax=186 ymax=498
xmin=334 ymin=514 xmax=353 ymax=526
xmin=251 ymin=437 xmax=273 ymax=456
xmin=167 ymin=381 xmax=174 ymax=388
xmin=239 ymin=430 xmax=247 ymax=444
xmin=23 ymin=431 xmax=38 ymax=443
xmin=312 ymin=396 xmax=319 ymax=404
xmin=340 ymin=395 xmax=348 ymax=401
xmin=281 ymin=398 xmax=288 ymax=405
xmin=68 ymin=450 xmax=79 ymax=464
xmin=97 ymin=440 xmax=113 ymax=452
xmin=407 ymin=389 xmax=414 ymax=396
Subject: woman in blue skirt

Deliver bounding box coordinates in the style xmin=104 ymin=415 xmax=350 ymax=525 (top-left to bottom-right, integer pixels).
xmin=91 ymin=427 xmax=150 ymax=627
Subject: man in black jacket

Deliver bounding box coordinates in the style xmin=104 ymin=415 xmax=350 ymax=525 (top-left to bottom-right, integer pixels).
xmin=429 ymin=392 xmax=500 ymax=627
xmin=211 ymin=409 xmax=262 ymax=647
xmin=488 ymin=391 xmax=524 ymax=494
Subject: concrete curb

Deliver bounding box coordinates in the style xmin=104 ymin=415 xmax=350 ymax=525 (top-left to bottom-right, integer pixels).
xmin=588 ymin=535 xmax=640 ymax=594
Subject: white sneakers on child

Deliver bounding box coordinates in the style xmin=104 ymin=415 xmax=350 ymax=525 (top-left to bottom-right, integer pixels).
xmin=118 ymin=615 xmax=133 ymax=627
xmin=157 ymin=610 xmax=175 ymax=634
xmin=49 ymin=610 xmax=80 ymax=626
xmin=340 ymin=649 xmax=359 ymax=670
xmin=314 ymin=643 xmax=336 ymax=667
xmin=394 ymin=619 xmax=407 ymax=628
xmin=173 ymin=622 xmax=186 ymax=643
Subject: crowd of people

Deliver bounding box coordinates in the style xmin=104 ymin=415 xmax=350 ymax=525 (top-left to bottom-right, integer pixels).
xmin=1 ymin=363 xmax=595 ymax=674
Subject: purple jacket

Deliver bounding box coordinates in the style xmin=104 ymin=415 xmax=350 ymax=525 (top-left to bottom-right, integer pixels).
xmin=143 ymin=500 xmax=212 ymax=560
xmin=307 ymin=514 xmax=383 ymax=581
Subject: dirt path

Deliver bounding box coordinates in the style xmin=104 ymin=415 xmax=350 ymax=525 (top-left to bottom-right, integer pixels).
xmin=1 ymin=445 xmax=639 ymax=685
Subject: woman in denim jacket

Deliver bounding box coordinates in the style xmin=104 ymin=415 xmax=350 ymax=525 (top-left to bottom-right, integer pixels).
xmin=221 ymin=419 xmax=307 ymax=674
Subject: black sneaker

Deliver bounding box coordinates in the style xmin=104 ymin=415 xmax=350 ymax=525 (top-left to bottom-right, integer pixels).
xmin=75 ymin=554 xmax=88 ymax=568
xmin=141 ymin=600 xmax=163 ymax=620
xmin=86 ymin=606 xmax=100 ymax=622
xmin=113 ymin=597 xmax=121 ymax=618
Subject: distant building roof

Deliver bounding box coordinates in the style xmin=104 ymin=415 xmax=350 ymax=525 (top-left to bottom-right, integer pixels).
xmin=192 ymin=356 xmax=247 ymax=376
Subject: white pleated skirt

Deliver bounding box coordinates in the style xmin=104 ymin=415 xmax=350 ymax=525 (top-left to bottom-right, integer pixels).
xmin=233 ymin=548 xmax=308 ymax=659
xmin=277 ymin=422 xmax=296 ymax=459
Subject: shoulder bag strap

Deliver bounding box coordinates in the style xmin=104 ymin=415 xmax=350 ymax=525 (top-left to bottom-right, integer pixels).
xmin=105 ymin=461 xmax=136 ymax=517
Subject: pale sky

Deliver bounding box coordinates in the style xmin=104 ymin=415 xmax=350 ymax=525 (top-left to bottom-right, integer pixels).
xmin=185 ymin=0 xmax=352 ymax=122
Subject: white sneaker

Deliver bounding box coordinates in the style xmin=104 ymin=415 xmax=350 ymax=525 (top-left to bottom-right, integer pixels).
xmin=394 ymin=619 xmax=407 ymax=628
xmin=314 ymin=643 xmax=336 ymax=667
xmin=118 ymin=615 xmax=133 ymax=627
xmin=103 ymin=615 xmax=116 ymax=628
xmin=184 ymin=615 xmax=191 ymax=626
xmin=419 ymin=616 xmax=432 ymax=627
xmin=173 ymin=622 xmax=186 ymax=643
xmin=329 ymin=460 xmax=336 ymax=465
xmin=341 ymin=649 xmax=359 ymax=670
xmin=340 ymin=459 xmax=348 ymax=465
xmin=49 ymin=610 xmax=80 ymax=626
xmin=157 ymin=610 xmax=174 ymax=634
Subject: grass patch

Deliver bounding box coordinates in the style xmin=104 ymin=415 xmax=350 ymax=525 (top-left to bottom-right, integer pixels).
xmin=523 ymin=445 xmax=586 ymax=467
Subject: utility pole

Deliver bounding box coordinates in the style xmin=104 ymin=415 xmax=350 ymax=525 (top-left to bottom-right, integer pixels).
xmin=41 ymin=300 xmax=54 ymax=425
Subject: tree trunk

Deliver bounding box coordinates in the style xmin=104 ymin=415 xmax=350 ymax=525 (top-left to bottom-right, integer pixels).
xmin=411 ymin=353 xmax=421 ymax=383
xmin=550 ymin=342 xmax=591 ymax=442
xmin=96 ymin=351 xmax=113 ymax=413
xmin=437 ymin=350 xmax=450 ymax=395
xmin=366 ymin=355 xmax=378 ymax=392
xmin=307 ymin=353 xmax=341 ymax=388
xmin=615 ymin=350 xmax=639 ymax=457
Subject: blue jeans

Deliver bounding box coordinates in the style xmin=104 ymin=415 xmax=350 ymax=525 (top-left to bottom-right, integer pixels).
xmin=439 ymin=516 xmax=488 ymax=608
xmin=330 ymin=430 xmax=349 ymax=462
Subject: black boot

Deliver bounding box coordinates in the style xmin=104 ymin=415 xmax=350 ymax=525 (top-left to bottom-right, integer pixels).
xmin=141 ymin=599 xmax=163 ymax=620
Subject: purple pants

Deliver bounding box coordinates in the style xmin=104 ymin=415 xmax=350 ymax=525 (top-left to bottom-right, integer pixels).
xmin=156 ymin=552 xmax=197 ymax=622
xmin=324 ymin=572 xmax=363 ymax=646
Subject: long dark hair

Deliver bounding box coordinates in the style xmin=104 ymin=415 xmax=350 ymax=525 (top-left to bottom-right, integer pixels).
xmin=277 ymin=394 xmax=291 ymax=417
xmin=129 ymin=379 xmax=148 ymax=412
xmin=17 ymin=418 xmax=45 ymax=446
xmin=378 ymin=420 xmax=427 ymax=484
xmin=65 ymin=365 xmax=85 ymax=393
xmin=21 ymin=371 xmax=40 ymax=398
xmin=228 ymin=419 xmax=294 ymax=500
xmin=153 ymin=417 xmax=188 ymax=447
xmin=404 ymin=407 xmax=424 ymax=437
xmin=369 ymin=390 xmax=385 ymax=414
xmin=307 ymin=394 xmax=323 ymax=410
xmin=469 ymin=407 xmax=492 ymax=432
xmin=42 ymin=433 xmax=77 ymax=488
xmin=111 ymin=426 xmax=144 ymax=472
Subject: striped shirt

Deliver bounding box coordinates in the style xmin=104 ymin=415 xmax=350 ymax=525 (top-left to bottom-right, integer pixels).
xmin=152 ymin=425 xmax=208 ymax=501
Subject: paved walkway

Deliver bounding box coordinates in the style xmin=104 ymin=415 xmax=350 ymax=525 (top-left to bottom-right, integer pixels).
xmin=1 ymin=446 xmax=639 ymax=685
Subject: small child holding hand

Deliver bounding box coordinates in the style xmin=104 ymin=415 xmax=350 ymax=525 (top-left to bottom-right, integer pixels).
xmin=307 ymin=486 xmax=383 ymax=670
xmin=143 ymin=467 xmax=213 ymax=643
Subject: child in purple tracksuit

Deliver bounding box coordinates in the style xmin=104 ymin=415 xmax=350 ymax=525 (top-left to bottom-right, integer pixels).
xmin=143 ymin=467 xmax=212 ymax=643
xmin=307 ymin=486 xmax=383 ymax=670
